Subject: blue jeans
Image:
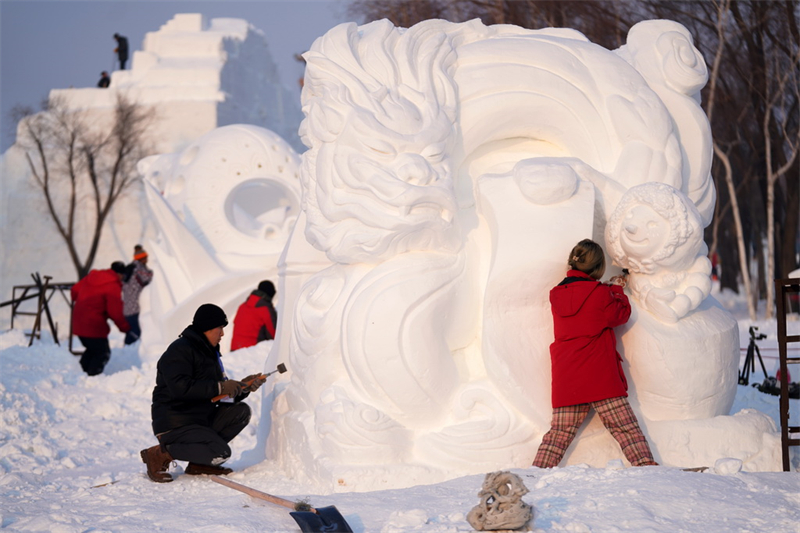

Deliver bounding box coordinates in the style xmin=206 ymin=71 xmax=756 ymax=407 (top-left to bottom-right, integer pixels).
xmin=124 ymin=314 xmax=140 ymax=345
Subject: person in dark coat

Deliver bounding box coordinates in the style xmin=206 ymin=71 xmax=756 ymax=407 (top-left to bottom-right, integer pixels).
xmin=97 ymin=71 xmax=110 ymax=88
xmin=122 ymin=244 xmax=153 ymax=344
xmin=113 ymin=33 xmax=129 ymax=70
xmin=140 ymin=304 xmax=266 ymax=483
xmin=71 ymin=262 xmax=131 ymax=376
xmin=532 ymin=239 xmax=657 ymax=468
xmin=230 ymin=280 xmax=277 ymax=351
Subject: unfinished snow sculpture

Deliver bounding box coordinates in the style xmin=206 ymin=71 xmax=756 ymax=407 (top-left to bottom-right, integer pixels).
xmin=265 ymin=18 xmax=779 ymax=491
xmin=138 ymin=124 xmax=301 ymax=349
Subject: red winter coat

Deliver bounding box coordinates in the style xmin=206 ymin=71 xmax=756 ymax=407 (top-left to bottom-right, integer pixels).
xmin=71 ymin=269 xmax=130 ymax=338
xmin=549 ymin=270 xmax=631 ymax=408
xmin=230 ymin=291 xmax=277 ymax=351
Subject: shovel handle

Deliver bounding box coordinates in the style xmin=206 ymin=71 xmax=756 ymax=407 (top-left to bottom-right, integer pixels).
xmin=210 ymin=374 xmax=266 ymax=403
xmin=209 ymin=475 xmax=314 ymax=513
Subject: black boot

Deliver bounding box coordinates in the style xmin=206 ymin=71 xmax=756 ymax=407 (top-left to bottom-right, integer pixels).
xmin=185 ymin=462 xmax=233 ymax=476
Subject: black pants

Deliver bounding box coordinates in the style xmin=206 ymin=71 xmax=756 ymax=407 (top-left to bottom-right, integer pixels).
xmin=159 ymin=403 xmax=251 ymax=466
xmin=78 ymin=336 xmax=110 ymax=376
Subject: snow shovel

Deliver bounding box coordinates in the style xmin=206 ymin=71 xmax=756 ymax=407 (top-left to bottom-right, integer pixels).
xmin=209 ymin=475 xmax=353 ymax=532
xmin=211 ymin=363 xmax=287 ymax=402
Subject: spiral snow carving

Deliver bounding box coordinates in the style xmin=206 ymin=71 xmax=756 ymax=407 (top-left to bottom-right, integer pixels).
xmin=617 ymin=20 xmax=716 ymax=226
xmin=265 ymin=19 xmax=779 ymax=492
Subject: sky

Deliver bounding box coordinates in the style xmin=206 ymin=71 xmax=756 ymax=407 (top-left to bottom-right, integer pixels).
xmin=0 ymin=0 xmax=354 ymax=152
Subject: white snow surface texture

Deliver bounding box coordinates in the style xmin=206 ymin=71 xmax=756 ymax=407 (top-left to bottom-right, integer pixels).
xmin=0 ymin=306 xmax=798 ymax=532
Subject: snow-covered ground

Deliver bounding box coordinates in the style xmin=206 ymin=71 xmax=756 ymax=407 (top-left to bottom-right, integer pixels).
xmin=1 ymin=285 xmax=799 ymax=532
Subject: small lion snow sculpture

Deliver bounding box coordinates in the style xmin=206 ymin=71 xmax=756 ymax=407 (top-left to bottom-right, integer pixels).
xmin=606 ymin=182 xmax=711 ymax=323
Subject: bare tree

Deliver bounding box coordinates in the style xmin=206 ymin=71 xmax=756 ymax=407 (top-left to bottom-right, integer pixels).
xmin=12 ymin=93 xmax=156 ymax=280
xmin=346 ymin=0 xmax=451 ymax=28
xmin=762 ymin=48 xmax=800 ymax=318
xmin=701 ymin=0 xmax=757 ymax=320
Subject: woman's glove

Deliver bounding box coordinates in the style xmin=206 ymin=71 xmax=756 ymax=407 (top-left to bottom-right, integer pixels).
xmin=219 ymin=380 xmax=244 ymax=398
xmin=242 ymin=374 xmax=267 ymax=392
xmin=609 ymin=275 xmax=627 ymax=288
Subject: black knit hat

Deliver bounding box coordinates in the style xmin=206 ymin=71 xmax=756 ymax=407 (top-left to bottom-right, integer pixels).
xmin=111 ymin=261 xmax=126 ymax=274
xmin=192 ymin=303 xmax=228 ymax=332
xmin=257 ymin=280 xmax=276 ymax=298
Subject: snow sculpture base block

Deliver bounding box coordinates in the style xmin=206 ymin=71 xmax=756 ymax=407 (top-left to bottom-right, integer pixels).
xmin=564 ymin=408 xmax=782 ymax=472
xmin=621 ymin=297 xmax=740 ymax=421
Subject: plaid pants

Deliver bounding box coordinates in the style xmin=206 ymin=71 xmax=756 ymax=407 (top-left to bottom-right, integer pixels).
xmin=533 ymin=396 xmax=657 ymax=468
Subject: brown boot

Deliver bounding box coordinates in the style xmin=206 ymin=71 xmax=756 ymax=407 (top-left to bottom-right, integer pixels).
xmin=140 ymin=445 xmax=173 ymax=483
xmin=184 ymin=462 xmax=233 ymax=476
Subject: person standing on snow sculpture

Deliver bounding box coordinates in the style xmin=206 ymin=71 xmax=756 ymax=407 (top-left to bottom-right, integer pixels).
xmin=71 ymin=261 xmax=131 ymax=376
xmin=532 ymin=239 xmax=658 ymax=468
xmin=230 ymin=280 xmax=278 ymax=351
xmin=140 ymin=304 xmax=266 ymax=483
xmin=113 ymin=33 xmax=129 ymax=70
xmin=122 ymin=244 xmax=153 ymax=345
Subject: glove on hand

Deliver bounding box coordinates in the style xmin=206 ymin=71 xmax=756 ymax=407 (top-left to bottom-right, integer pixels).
xmin=609 ymin=275 xmax=627 ymax=288
xmin=219 ymin=379 xmax=243 ymax=398
xmin=242 ymin=374 xmax=267 ymax=392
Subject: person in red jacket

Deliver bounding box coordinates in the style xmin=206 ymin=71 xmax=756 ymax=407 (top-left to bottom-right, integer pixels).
xmin=532 ymin=239 xmax=657 ymax=468
xmin=230 ymin=280 xmax=277 ymax=351
xmin=71 ymin=262 xmax=131 ymax=376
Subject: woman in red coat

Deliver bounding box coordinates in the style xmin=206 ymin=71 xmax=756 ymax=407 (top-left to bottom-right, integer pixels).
xmin=532 ymin=239 xmax=657 ymax=468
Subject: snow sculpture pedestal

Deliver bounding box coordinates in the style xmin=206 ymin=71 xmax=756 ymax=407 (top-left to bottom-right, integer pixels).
xmin=263 ymin=18 xmax=781 ymax=492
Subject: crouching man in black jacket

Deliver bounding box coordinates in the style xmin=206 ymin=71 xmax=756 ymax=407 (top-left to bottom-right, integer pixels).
xmin=140 ymin=303 xmax=265 ymax=483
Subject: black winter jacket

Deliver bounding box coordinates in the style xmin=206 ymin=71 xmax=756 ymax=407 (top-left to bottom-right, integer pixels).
xmin=151 ymin=325 xmax=247 ymax=435
xmin=116 ymin=36 xmax=129 ymax=61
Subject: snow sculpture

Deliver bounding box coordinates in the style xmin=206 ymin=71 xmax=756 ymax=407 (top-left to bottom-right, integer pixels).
xmin=601 ymin=183 xmax=737 ymax=422
xmin=138 ymin=124 xmax=301 ymax=349
xmin=265 ymin=18 xmax=779 ymax=491
xmin=606 ymin=182 xmax=711 ymax=324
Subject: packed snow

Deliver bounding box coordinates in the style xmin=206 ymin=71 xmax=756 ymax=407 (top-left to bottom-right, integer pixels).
xmin=0 ymin=286 xmax=798 ymax=532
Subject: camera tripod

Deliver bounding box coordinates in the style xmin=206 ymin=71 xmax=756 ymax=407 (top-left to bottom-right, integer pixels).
xmin=739 ymin=326 xmax=768 ymax=386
